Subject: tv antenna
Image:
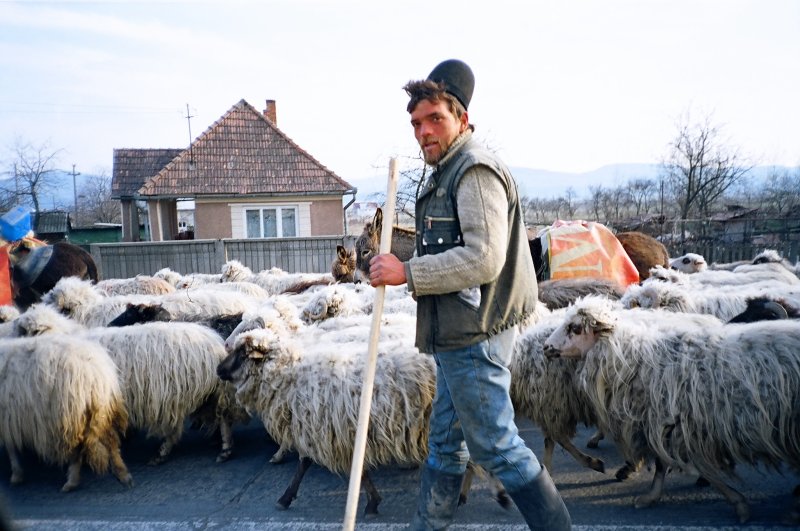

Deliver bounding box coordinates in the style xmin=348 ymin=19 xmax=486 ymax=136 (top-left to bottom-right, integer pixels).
xmin=185 ymin=103 xmax=195 ymax=163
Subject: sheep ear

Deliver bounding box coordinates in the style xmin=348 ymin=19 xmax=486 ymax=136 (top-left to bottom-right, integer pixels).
xmin=764 ymin=301 xmax=789 ymax=319
xmin=254 ymin=316 xmax=266 ymax=329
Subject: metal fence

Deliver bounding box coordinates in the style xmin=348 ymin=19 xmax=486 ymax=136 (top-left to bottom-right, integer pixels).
xmin=90 ymin=236 xmax=358 ymax=279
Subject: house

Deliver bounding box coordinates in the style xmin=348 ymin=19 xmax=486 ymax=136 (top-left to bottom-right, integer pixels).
xmin=112 ymin=99 xmax=357 ymax=242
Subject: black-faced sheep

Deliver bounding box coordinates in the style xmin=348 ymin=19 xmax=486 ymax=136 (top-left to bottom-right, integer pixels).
xmin=543 ymin=296 xmax=800 ymax=524
xmin=0 ymin=334 xmax=132 ymax=491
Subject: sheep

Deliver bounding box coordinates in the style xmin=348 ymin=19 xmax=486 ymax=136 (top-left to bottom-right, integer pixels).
xmin=220 ymin=260 xmax=335 ymax=295
xmin=537 ymin=277 xmax=625 ymax=310
xmin=178 ymin=279 xmax=271 ymax=299
xmin=509 ymin=309 xmax=606 ymax=475
xmin=43 ymin=276 xmax=260 ymax=327
xmin=0 ymin=334 xmax=132 ymax=491
xmin=651 ymin=262 xmax=799 ymax=287
xmin=153 ymin=267 xmax=185 ymax=287
xmin=0 ymin=306 xmax=19 ymax=323
xmin=619 ymin=280 xmax=795 ymax=321
xmin=669 ymin=252 xmax=707 ymax=273
xmin=543 ymin=296 xmax=800 ymax=523
xmin=95 ymin=275 xmax=176 ymax=296
xmin=728 ymin=295 xmax=799 ymax=323
xmin=217 ymin=322 xmax=433 ymax=515
xmin=174 ymin=272 xmax=223 ymax=288
xmin=13 ymin=304 xmax=250 ymax=465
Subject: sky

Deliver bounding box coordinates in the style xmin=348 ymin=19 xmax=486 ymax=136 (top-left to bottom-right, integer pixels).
xmin=1 ymin=0 xmax=798 ymax=196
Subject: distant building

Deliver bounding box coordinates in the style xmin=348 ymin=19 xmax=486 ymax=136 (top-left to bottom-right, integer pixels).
xmin=112 ymin=99 xmax=356 ymax=242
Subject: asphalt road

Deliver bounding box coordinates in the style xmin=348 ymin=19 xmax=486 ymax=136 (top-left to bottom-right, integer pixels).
xmin=1 ymin=416 xmax=798 ymax=530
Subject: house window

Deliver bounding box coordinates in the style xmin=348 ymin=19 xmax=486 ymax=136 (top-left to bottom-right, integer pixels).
xmin=244 ymin=206 xmax=298 ymax=238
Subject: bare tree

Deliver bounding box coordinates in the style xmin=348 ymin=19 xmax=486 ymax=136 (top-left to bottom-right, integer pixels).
xmin=76 ymin=170 xmax=121 ymax=226
xmin=661 ymin=111 xmax=752 ymax=228
xmin=1 ymin=138 xmax=64 ymax=228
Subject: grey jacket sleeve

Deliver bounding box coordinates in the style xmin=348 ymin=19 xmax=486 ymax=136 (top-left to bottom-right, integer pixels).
xmin=406 ymin=164 xmax=509 ymax=296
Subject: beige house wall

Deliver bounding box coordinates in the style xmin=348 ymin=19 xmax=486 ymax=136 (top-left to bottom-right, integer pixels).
xmin=195 ymin=202 xmax=233 ymax=239
xmin=195 ymin=195 xmax=345 ymax=239
xmin=309 ymin=198 xmax=345 ymax=235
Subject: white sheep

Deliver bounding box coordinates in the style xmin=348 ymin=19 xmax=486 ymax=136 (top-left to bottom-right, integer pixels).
xmin=14 ymin=304 xmax=250 ymax=464
xmin=153 ymin=267 xmax=185 ymax=287
xmin=543 ymin=296 xmax=800 ymax=523
xmin=509 ymin=309 xmax=606 ymax=475
xmin=650 ymin=262 xmax=799 ymax=287
xmin=43 ymin=276 xmax=260 ymax=327
xmin=221 ymin=260 xmax=334 ymax=295
xmin=0 ymin=334 xmax=132 ymax=491
xmin=620 ymin=280 xmax=800 ymax=321
xmin=95 ymin=275 xmax=176 ymax=296
xmin=217 ymin=322 xmax=433 ymax=515
xmin=0 ymin=306 xmax=19 ymax=323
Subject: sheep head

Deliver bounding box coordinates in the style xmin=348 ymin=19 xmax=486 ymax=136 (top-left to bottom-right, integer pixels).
xmin=14 ymin=303 xmax=82 ymax=336
xmin=543 ymin=297 xmax=617 ymax=359
xmin=107 ymin=302 xmax=171 ymax=327
xmin=40 ymin=276 xmax=101 ymax=316
xmin=669 ymin=253 xmax=707 ymax=274
xmin=218 ymin=328 xmax=292 ymax=382
xmin=221 ymin=260 xmax=253 ymax=283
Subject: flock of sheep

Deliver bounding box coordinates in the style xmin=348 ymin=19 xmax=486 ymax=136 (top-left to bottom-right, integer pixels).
xmin=1 ymin=243 xmax=799 ymax=525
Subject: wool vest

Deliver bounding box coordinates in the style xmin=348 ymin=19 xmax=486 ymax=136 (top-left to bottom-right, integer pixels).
xmin=413 ymin=136 xmax=538 ymax=352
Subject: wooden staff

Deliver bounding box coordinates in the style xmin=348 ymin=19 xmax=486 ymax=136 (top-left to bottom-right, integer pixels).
xmin=342 ymin=158 xmax=400 ymax=530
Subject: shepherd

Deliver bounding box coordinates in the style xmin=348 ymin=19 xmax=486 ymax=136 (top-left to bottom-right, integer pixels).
xmin=368 ymin=59 xmax=571 ymax=530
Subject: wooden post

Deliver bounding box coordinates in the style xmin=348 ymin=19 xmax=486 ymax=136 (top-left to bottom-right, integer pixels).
xmin=342 ymin=158 xmax=399 ymax=530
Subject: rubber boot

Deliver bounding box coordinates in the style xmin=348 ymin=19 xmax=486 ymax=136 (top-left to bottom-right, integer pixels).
xmin=408 ymin=466 xmax=465 ymax=530
xmin=508 ymin=467 xmax=572 ymax=531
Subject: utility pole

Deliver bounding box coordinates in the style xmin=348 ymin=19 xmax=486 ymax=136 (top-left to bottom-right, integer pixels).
xmin=71 ymin=164 xmax=81 ymax=225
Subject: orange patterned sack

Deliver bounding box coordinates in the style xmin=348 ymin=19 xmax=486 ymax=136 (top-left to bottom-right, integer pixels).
xmin=542 ymin=220 xmax=639 ymax=287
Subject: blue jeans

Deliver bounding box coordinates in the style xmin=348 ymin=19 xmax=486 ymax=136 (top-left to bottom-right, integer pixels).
xmin=425 ymin=327 xmax=542 ymax=492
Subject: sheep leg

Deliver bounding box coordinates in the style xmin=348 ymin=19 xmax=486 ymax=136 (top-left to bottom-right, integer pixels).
xmin=557 ymin=437 xmax=605 ymax=473
xmin=543 ymin=437 xmax=555 ymax=472
xmin=276 ymin=456 xmax=312 ymax=510
xmin=269 ymin=442 xmax=292 ymax=464
xmin=6 ymin=446 xmax=24 ymax=485
xmin=61 ymin=455 xmax=83 ymax=492
xmin=633 ymin=458 xmax=666 ymax=508
xmin=699 ymin=473 xmax=750 ymax=523
xmin=586 ymin=429 xmax=605 ymax=449
xmin=458 ymin=463 xmax=475 ymax=506
xmin=362 ymin=470 xmax=382 ymax=516
xmin=148 ymin=432 xmax=181 ymax=466
xmin=216 ymin=420 xmax=234 ymax=463
xmin=109 ymin=444 xmax=134 ymax=488
xmin=615 ymin=458 xmax=643 ymax=481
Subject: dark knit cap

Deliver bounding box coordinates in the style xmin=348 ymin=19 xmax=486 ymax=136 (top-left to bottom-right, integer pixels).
xmin=427 ymin=59 xmax=474 ymax=110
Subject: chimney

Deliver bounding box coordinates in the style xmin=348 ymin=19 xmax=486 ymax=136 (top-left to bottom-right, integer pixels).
xmin=263 ymin=99 xmax=277 ymax=124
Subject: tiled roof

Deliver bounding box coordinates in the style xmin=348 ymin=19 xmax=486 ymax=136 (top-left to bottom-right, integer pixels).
xmin=132 ymin=99 xmax=354 ymax=198
xmin=112 ymin=148 xmax=183 ymax=199
xmin=34 ymin=210 xmax=70 ymax=234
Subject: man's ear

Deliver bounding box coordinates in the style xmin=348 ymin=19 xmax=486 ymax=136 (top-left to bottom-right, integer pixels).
xmin=459 ymin=111 xmax=469 ymax=132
